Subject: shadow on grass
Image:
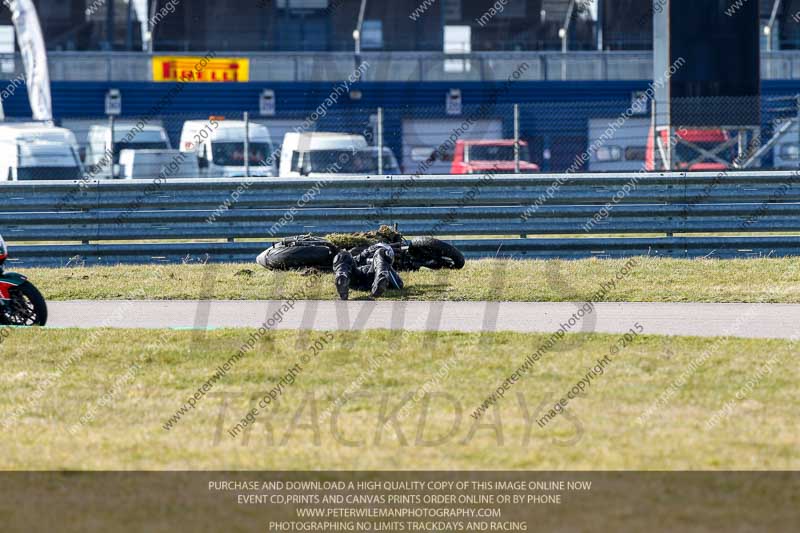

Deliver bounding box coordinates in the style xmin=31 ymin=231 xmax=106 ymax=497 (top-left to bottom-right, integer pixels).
xmin=335 ymin=286 xmax=447 ymax=301
xmin=395 ymin=284 xmax=451 ymax=299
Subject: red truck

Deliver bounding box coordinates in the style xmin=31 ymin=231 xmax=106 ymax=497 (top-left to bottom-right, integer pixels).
xmin=645 ymin=128 xmax=732 ymax=171
xmin=451 ymin=140 xmax=540 ymax=174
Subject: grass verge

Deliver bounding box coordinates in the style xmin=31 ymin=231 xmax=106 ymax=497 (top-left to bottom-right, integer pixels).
xmin=21 ymin=256 xmax=800 ymax=303
xmin=0 ymin=328 xmax=797 ymax=470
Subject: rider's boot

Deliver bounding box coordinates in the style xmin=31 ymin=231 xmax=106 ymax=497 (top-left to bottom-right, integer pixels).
xmin=370 ymin=248 xmax=393 ymax=298
xmin=333 ymin=251 xmax=353 ymax=301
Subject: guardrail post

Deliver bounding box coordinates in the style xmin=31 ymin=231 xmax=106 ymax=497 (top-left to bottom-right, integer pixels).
xmin=109 ymin=114 xmax=116 ymax=178
xmin=244 ymin=112 xmax=250 ymax=177
xmin=514 ymin=104 xmax=520 ymax=174
xmin=378 ymin=107 xmax=384 ymax=175
xmin=796 ymin=95 xmax=800 ymax=148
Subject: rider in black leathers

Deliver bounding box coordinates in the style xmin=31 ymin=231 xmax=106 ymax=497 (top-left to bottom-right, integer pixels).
xmin=333 ymin=243 xmax=404 ymax=300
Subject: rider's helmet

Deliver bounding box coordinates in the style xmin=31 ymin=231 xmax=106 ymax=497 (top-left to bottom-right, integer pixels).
xmin=372 ymin=242 xmax=395 ymax=261
xmin=0 ymin=234 xmax=6 ymax=265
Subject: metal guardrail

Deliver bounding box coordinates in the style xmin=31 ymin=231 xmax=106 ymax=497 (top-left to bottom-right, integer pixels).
xmin=3 ymin=51 xmax=800 ymax=82
xmin=1 ymin=171 xmax=799 ymax=267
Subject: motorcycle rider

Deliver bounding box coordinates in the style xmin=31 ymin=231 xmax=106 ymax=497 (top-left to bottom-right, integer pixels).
xmin=333 ymin=242 xmax=403 ymax=300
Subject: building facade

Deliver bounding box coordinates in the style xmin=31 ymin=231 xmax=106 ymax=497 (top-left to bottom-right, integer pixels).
xmin=0 ymin=0 xmax=603 ymax=52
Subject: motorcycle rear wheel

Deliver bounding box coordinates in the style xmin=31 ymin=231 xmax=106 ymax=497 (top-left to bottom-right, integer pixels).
xmin=409 ymin=238 xmax=466 ymax=270
xmin=1 ymin=282 xmax=48 ymax=327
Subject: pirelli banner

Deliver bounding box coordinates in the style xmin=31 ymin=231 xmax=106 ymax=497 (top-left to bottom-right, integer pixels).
xmin=152 ymin=55 xmax=250 ymax=82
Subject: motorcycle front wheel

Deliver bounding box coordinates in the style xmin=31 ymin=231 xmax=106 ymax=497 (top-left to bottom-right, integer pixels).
xmin=257 ymin=242 xmax=338 ymax=271
xmin=1 ymin=282 xmax=48 ymax=326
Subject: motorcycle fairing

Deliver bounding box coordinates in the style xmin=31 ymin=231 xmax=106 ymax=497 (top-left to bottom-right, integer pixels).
xmin=0 ymin=272 xmax=27 ymax=300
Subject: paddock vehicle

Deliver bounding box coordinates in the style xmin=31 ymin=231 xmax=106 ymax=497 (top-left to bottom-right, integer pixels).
xmin=0 ymin=124 xmax=83 ymax=181
xmin=587 ymin=117 xmax=649 ymax=172
xmin=451 ymin=140 xmax=539 ymax=174
xmin=291 ymin=146 xmax=402 ymax=177
xmin=119 ymin=149 xmax=200 ymax=180
xmin=280 ymin=133 xmax=368 ymax=177
xmin=180 ymin=119 xmax=276 ymax=177
xmin=257 ymin=234 xmax=465 ymax=272
xmin=0 ymin=234 xmax=48 ymax=327
xmin=86 ymin=122 xmax=171 ymax=178
xmin=772 ymin=119 xmax=800 ymax=169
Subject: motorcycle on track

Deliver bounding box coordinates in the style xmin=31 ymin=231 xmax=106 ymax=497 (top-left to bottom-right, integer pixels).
xmin=0 ymin=234 xmax=48 ymax=327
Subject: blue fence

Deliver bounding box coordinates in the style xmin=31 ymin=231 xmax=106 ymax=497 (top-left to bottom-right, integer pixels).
xmin=3 ymin=81 xmax=800 ymax=173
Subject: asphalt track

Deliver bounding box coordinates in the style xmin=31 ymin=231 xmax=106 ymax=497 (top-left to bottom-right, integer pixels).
xmin=46 ymin=300 xmax=800 ymax=339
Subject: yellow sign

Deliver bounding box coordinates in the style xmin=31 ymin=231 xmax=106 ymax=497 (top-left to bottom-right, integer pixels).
xmin=152 ymin=56 xmax=250 ymax=82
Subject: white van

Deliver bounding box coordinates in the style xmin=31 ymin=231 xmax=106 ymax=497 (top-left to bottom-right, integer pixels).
xmin=291 ymin=146 xmax=402 ymax=177
xmin=179 ymin=119 xmax=276 ymax=177
xmin=0 ymin=124 xmax=83 ymax=181
xmin=280 ymin=132 xmax=386 ymax=177
xmin=86 ymin=122 xmax=171 ymax=179
xmin=587 ymin=117 xmax=650 ymax=172
xmin=771 ymin=119 xmax=799 ymax=169
xmin=119 ymin=149 xmax=200 ymax=180
xmin=0 ymin=122 xmax=80 ymax=148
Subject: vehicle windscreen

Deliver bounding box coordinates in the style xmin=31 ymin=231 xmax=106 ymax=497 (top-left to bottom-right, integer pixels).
xmin=211 ymin=142 xmax=272 ymax=167
xmin=17 ymin=145 xmax=82 ymax=180
xmin=16 ymin=167 xmax=84 ymax=180
xmin=304 ymin=149 xmax=398 ymax=174
xmin=468 ymin=144 xmax=531 ymax=162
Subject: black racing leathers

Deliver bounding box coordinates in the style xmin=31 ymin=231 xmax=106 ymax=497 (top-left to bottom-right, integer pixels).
xmin=333 ymin=243 xmax=404 ymax=300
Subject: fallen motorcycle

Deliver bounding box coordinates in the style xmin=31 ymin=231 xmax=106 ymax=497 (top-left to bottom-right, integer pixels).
xmin=257 ymin=228 xmax=465 ymax=273
xmin=0 ymin=234 xmax=48 ymax=327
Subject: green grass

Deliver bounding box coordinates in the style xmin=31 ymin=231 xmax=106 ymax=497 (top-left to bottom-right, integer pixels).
xmin=1 ymin=328 xmax=797 ymax=470
xmin=24 ymin=256 xmax=800 ymax=303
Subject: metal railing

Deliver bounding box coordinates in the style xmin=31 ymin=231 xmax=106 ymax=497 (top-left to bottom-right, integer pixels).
xmin=2 ymin=171 xmax=800 ymax=267
xmin=5 ymin=51 xmax=800 ymax=82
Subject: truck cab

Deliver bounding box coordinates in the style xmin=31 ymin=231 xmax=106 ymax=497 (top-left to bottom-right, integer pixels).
xmin=451 ymin=140 xmax=539 ymax=174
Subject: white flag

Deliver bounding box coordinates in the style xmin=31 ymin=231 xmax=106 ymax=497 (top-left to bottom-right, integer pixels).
xmin=6 ymin=0 xmax=52 ymax=122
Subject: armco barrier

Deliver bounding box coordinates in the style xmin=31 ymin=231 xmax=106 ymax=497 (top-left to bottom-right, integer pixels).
xmin=1 ymin=171 xmax=799 ymax=267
